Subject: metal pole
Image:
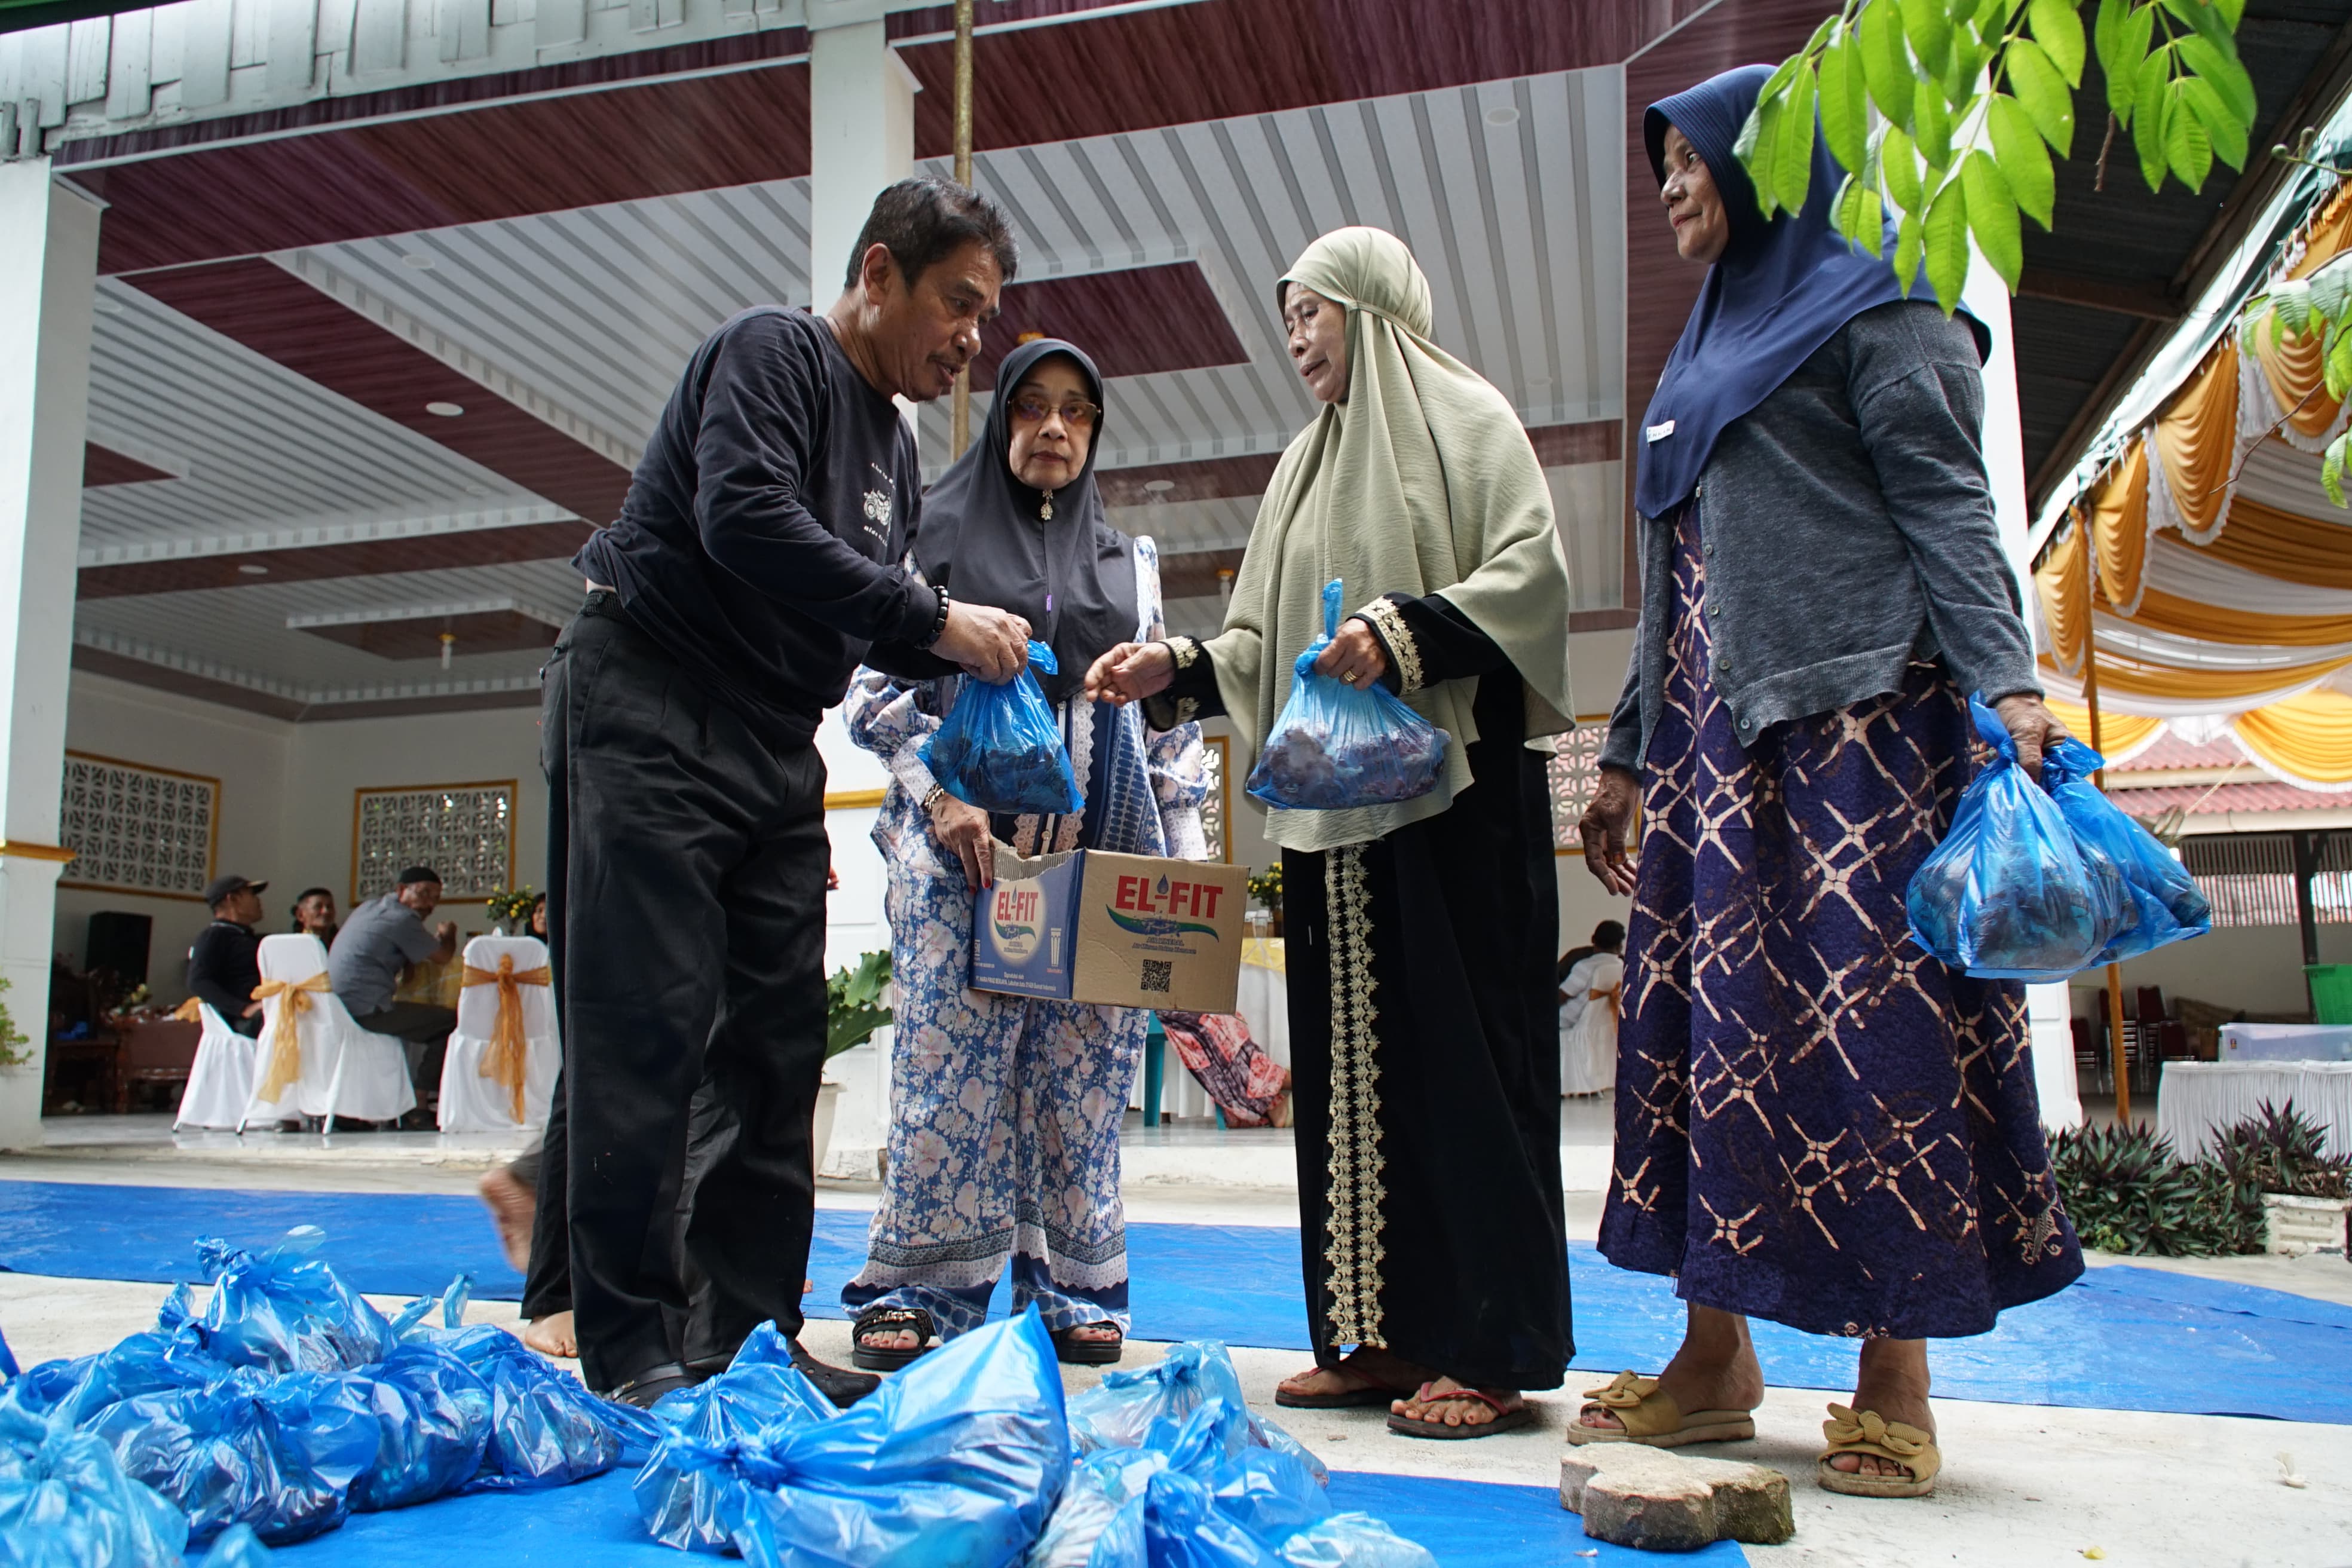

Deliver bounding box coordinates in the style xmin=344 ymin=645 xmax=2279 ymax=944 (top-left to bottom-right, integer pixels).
xmin=2295 ymin=831 xmax=2323 ymax=1019
xmin=950 ymin=0 xmax=975 ymax=460
xmin=2076 ymin=528 xmax=2132 ymax=1126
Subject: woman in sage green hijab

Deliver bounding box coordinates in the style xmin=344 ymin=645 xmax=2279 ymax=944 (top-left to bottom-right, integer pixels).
xmin=1088 ymin=226 xmax=1578 ymax=1439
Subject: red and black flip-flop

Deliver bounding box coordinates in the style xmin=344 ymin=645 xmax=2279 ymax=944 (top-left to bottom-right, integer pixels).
xmin=1385 ymin=1382 xmax=1534 ymax=1440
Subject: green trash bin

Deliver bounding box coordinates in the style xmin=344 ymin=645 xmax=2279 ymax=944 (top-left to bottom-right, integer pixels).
xmin=2307 ymin=964 xmax=2352 ymax=1025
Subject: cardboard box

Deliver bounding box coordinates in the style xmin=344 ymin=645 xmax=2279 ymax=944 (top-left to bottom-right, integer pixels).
xmin=971 ymin=847 xmax=1248 ymax=1012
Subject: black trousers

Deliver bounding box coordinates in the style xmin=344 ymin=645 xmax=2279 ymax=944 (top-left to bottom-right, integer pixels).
xmin=543 ymin=594 xmax=831 ymax=1391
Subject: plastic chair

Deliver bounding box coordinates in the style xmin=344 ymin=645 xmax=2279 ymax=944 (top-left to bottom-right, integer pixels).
xmin=173 ymin=1001 xmax=256 ymax=1130
xmin=437 ymin=935 xmax=559 ymax=1132
xmin=239 ymin=934 xmax=416 ymax=1132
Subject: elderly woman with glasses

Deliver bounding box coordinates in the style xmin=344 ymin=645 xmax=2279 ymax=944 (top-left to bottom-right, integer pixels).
xmin=838 ymin=338 xmax=1211 ymax=1373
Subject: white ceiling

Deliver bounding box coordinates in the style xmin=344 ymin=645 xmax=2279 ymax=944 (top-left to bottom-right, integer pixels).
xmin=78 ymin=62 xmax=1631 ymax=706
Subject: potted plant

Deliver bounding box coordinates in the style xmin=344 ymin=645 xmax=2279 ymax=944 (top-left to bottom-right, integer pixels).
xmin=2212 ymin=1101 xmax=2352 ymax=1257
xmin=1247 ymin=865 xmax=1284 ymax=939
xmin=819 ymin=951 xmax=893 ymax=1175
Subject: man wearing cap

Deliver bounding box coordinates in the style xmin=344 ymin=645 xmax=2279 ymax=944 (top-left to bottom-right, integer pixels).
xmin=186 ymin=875 xmax=268 ymax=1038
xmin=329 ymin=865 xmax=460 ymax=1095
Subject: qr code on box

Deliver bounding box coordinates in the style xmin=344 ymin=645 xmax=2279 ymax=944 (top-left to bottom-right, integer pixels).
xmin=1140 ymin=959 xmax=1172 ymax=994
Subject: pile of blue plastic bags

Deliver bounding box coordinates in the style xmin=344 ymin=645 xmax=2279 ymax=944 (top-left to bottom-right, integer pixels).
xmin=635 ymin=1313 xmax=1434 ymax=1568
xmin=1 ymin=1226 xmax=650 ymax=1562
xmin=5 ymin=1232 xmax=1438 ymax=1567
xmin=1907 ymin=698 xmax=2212 ymax=980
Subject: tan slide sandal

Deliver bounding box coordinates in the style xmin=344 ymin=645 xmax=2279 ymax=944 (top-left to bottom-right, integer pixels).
xmin=1816 ymin=1404 xmax=1941 ymax=1498
xmin=1567 ymin=1370 xmax=1757 ymax=1448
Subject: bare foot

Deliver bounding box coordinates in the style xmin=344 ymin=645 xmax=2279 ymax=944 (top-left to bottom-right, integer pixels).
xmin=1277 ymin=1346 xmax=1432 ymax=1402
xmin=1391 ymin=1376 xmax=1525 ymax=1429
xmin=478 ymin=1166 xmax=535 ymax=1275
xmin=1065 ymin=1322 xmax=1120 ymax=1344
xmin=1578 ymin=1303 xmax=1764 ymax=1433
xmin=522 ymin=1310 xmax=575 ymax=1359
xmin=1827 ymin=1339 xmax=1934 ymax=1481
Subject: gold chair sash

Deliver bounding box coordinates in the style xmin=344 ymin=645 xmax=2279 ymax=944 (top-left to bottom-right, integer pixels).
xmin=463 ymin=954 xmax=550 ymax=1123
xmin=1590 ymin=980 xmax=1622 ymax=1021
xmin=252 ymin=973 xmax=330 ymax=1105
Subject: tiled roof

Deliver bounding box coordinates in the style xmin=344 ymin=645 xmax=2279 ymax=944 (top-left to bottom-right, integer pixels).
xmin=2106 ymin=780 xmax=2347 ymax=817
xmin=2109 ymin=734 xmax=2249 ymax=771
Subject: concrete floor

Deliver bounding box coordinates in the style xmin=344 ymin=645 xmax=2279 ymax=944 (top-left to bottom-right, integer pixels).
xmin=7 ymin=1111 xmax=2352 ymax=1566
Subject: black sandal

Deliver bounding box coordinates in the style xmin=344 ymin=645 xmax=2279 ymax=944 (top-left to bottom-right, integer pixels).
xmin=1052 ymin=1323 xmax=1125 ymax=1366
xmin=850 ymin=1306 xmax=936 ymax=1371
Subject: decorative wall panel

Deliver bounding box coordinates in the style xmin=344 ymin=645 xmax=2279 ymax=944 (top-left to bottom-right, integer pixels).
xmin=351 ymin=780 xmax=516 ymax=902
xmin=59 ymin=751 xmax=220 ymax=899
xmin=1548 ymin=723 xmax=1606 ymax=853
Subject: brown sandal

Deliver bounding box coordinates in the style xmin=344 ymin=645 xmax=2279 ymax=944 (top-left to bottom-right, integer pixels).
xmin=1385 ymin=1382 xmax=1533 ymax=1440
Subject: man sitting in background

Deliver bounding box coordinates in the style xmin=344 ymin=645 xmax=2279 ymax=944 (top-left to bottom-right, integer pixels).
xmin=186 ymin=874 xmax=268 ymax=1038
xmin=330 ymin=865 xmax=460 ymax=1097
xmin=290 ymin=886 xmax=339 ymax=948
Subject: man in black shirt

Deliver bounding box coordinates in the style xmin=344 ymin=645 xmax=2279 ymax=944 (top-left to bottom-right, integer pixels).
xmin=185 ymin=874 xmax=268 ymax=1037
xmin=548 ymin=177 xmax=1031 ymax=1407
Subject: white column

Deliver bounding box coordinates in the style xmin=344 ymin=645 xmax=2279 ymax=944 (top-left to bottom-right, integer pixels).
xmin=0 ymin=164 xmax=103 ymax=1150
xmin=806 ymin=6 xmax=919 ymax=310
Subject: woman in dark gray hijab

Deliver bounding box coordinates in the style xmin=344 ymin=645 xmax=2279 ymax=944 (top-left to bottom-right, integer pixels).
xmin=838 ymin=338 xmax=1212 ymax=1371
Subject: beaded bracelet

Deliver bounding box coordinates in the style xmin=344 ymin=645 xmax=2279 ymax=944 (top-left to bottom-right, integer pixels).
xmin=918 ymin=584 xmax=952 ymax=650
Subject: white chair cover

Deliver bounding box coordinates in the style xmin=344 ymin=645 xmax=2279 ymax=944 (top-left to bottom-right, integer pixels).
xmin=243 ymin=934 xmax=416 ymax=1127
xmin=173 ymin=1001 xmax=256 ymax=1129
xmin=437 ymin=935 xmax=559 ymax=1132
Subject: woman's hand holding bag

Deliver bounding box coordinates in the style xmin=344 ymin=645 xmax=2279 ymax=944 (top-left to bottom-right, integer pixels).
xmin=1244 ymin=579 xmax=1448 ymax=811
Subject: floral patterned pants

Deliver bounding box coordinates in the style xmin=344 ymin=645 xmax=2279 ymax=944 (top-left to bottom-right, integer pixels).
xmin=841 ymin=848 xmax=1144 ymax=1337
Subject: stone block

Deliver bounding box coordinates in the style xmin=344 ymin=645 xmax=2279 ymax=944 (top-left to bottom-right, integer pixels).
xmin=1561 ymin=1444 xmax=1795 ymax=1549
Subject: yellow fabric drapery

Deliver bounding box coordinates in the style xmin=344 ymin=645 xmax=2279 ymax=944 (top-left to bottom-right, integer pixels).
xmin=2201 ymin=496 xmax=2352 ymax=590
xmin=2034 ymin=520 xmax=2091 ymax=675
xmin=2249 ymin=312 xmax=2342 ymax=439
xmin=252 ymin=973 xmax=330 ymax=1106
xmin=2126 ymin=584 xmax=2352 ymax=648
xmin=2042 ymin=650 xmax=2352 ymax=702
xmin=2089 ymin=442 xmax=2152 ymax=615
xmin=2287 ymin=179 xmax=2352 ymax=280
xmin=461 ymin=953 xmax=549 ymax=1123
xmin=2041 ymin=695 xmax=2164 ymax=760
xmin=2152 ymin=341 xmax=2240 ymax=538
xmin=2232 ymin=688 xmax=2352 ymax=788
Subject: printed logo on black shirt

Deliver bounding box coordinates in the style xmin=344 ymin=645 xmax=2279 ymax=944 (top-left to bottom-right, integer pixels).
xmin=860 ymin=463 xmax=896 ymax=549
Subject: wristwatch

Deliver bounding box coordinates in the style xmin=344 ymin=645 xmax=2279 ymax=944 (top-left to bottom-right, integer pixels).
xmin=920 ymin=783 xmax=948 ymax=814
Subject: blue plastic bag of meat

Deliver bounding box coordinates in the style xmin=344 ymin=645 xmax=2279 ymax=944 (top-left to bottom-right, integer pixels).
xmin=669 ymin=1308 xmax=1070 ymax=1568
xmin=921 ymin=641 xmax=1083 ymax=816
xmin=416 ymin=1323 xmax=651 ymax=1490
xmin=1906 ymin=699 xmax=2115 ymax=981
xmin=634 ymin=1322 xmax=838 ymax=1550
xmin=338 ymin=1340 xmax=492 ymax=1512
xmin=84 ymin=1365 xmax=380 ymax=1546
xmin=1 ymin=1286 xmax=229 ymax=1429
xmin=0 ymin=1404 xmax=189 ymax=1568
xmin=1245 ymin=581 xmax=1446 ymax=811
xmin=193 ymin=1229 xmax=394 ymax=1374
xmin=2039 ymin=736 xmax=2213 ymax=964
xmin=1065 ymin=1342 xmax=1323 ymax=1483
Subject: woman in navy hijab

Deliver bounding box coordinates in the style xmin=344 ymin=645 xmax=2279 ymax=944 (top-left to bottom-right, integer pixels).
xmin=1572 ymin=66 xmax=2081 ymax=1500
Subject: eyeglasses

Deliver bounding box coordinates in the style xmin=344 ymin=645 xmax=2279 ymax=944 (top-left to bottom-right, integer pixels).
xmin=1007 ymin=393 xmax=1101 ymax=428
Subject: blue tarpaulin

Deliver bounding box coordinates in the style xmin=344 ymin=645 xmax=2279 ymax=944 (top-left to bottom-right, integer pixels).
xmin=5 ymin=1178 xmax=2349 ymax=1423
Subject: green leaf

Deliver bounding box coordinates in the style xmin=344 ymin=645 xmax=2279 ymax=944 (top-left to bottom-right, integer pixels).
xmin=2210 ymin=0 xmax=2244 ymax=23
xmin=1944 ymin=28 xmax=1987 ymax=106
xmin=2177 ymin=33 xmax=2257 ymax=127
xmin=1902 ymin=0 xmax=1955 ymax=77
xmin=2309 ymin=258 xmax=2352 ymax=326
xmin=1820 ymin=23 xmax=1870 ymax=174
xmin=1987 ymin=92 xmax=2057 ymax=226
xmin=1916 ymin=81 xmax=1955 ymax=169
xmin=2108 ymin=2 xmax=2156 ymax=120
xmin=2133 ymin=46 xmax=2173 ymax=189
xmin=1734 ymin=99 xmax=1772 ymax=215
xmin=2164 ymin=79 xmax=2213 ymax=188
xmin=2326 ymin=324 xmax=2352 ymax=402
xmin=1924 ymin=176 xmax=1971 ymax=314
xmin=1962 ymin=150 xmax=2024 ymax=288
xmin=2274 ymin=278 xmax=2312 ymax=337
xmin=2007 ymin=37 xmax=2077 ymax=155
xmin=2179 ymin=75 xmax=2248 ymax=170
xmin=2094 ymin=0 xmax=2130 ymax=90
xmin=1757 ymin=51 xmax=1804 ymax=110
xmin=1776 ymin=65 xmax=1819 ymax=215
xmin=1894 ymin=209 xmax=1927 ymax=297
xmin=1835 ymin=172 xmax=1888 ymax=256
xmin=2325 ymin=433 xmax=2347 ymax=508
xmin=1882 ymin=125 xmax=1926 ymax=214
xmin=2031 ymin=0 xmax=2087 ymax=84
xmin=1861 ymin=0 xmax=1918 ymax=128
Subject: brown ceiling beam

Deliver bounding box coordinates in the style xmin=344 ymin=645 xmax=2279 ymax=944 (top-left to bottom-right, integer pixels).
xmin=2016 ymin=268 xmax=2182 ymax=321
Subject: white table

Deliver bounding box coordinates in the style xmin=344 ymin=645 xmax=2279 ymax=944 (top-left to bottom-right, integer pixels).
xmin=2218 ymin=1022 xmax=2352 ymax=1062
xmin=2156 ymin=1061 xmax=2352 ymax=1159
